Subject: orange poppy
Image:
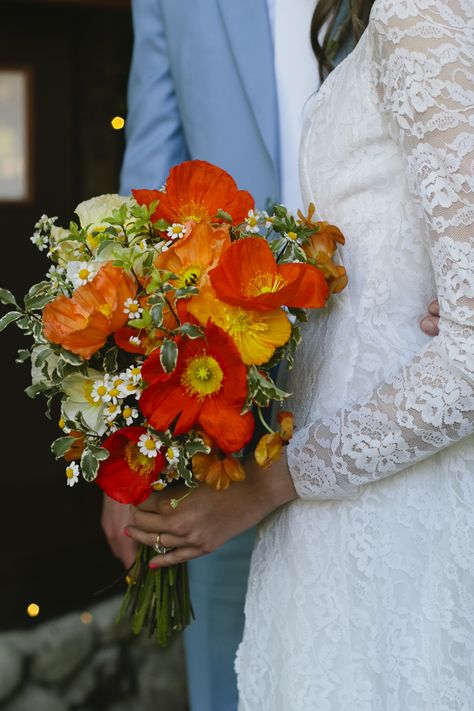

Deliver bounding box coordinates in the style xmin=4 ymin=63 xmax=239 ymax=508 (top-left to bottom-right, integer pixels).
xmin=277 ymin=411 xmax=294 ymax=441
xmin=303 ymin=222 xmax=348 ymax=295
xmin=43 ymin=262 xmax=137 ymax=359
xmin=255 ymin=432 xmax=284 ymax=469
xmin=155 ymin=220 xmax=231 ymax=290
xmin=139 ymin=322 xmax=254 ymax=453
xmin=133 ymin=160 xmax=254 ymax=227
xmin=209 ymin=237 xmax=329 ymax=312
xmin=192 ymin=451 xmax=246 ymax=490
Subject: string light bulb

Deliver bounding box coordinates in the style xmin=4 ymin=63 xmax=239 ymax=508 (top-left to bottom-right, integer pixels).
xmin=111 ymin=116 xmax=125 ymax=130
xmin=27 ymin=603 xmax=40 ymax=618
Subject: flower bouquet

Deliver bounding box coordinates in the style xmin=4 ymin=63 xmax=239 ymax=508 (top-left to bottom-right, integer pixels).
xmin=0 ymin=160 xmax=346 ymax=644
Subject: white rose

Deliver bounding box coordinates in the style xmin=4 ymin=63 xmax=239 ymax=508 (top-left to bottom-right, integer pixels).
xmin=74 ymin=194 xmax=132 ymax=229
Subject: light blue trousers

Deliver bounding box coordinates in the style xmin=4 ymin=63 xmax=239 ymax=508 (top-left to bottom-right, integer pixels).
xmin=183 ymin=528 xmax=256 ymax=711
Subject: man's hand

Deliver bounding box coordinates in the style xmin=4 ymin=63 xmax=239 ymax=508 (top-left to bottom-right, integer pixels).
xmin=101 ymin=494 xmax=137 ymax=569
xmin=420 ymin=299 xmax=440 ymax=336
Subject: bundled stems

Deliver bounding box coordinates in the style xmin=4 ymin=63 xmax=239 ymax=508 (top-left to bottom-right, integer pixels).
xmin=118 ymin=544 xmax=193 ymax=646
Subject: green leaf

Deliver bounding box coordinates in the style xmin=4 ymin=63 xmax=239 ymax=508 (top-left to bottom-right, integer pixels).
xmin=59 ymin=348 xmax=84 ymax=366
xmin=185 ymin=439 xmax=211 ymax=457
xmin=247 ymin=366 xmax=290 ymax=408
xmin=176 ymin=456 xmax=194 ymax=485
xmin=215 ymin=208 xmax=233 ymax=223
xmin=151 ymin=302 xmax=164 ymax=328
xmin=160 ymin=339 xmax=178 ymax=374
xmin=103 ymin=346 xmax=118 ymax=373
xmin=0 ymin=311 xmax=23 ymax=331
xmin=51 ymin=435 xmax=77 ymax=459
xmin=87 ymin=444 xmax=110 ymax=462
xmin=0 ymin=288 xmax=18 ymax=307
xmin=24 ymin=292 xmax=56 ymax=311
xmin=34 ymin=347 xmax=54 ymax=368
xmin=287 ymin=307 xmax=308 ymax=323
xmin=97 ymin=239 xmax=116 ymax=255
xmin=80 ymin=448 xmax=100 ymax=482
xmin=174 ymin=286 xmax=199 ymax=300
xmin=16 ymin=349 xmax=31 ymax=363
xmin=178 ymin=323 xmax=203 ymax=340
xmin=153 ymin=218 xmax=169 ymax=232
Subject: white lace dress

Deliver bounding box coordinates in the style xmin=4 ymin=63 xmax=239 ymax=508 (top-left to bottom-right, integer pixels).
xmin=236 ymin=1 xmax=474 ymax=709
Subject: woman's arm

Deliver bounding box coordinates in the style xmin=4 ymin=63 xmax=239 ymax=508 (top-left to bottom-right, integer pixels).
xmin=288 ymin=0 xmax=474 ymax=500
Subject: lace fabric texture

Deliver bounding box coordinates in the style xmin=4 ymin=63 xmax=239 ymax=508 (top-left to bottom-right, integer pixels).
xmin=237 ymin=1 xmax=474 ymax=709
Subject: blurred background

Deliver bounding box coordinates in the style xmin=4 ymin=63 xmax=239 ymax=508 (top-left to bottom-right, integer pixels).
xmin=0 ymin=1 xmax=187 ymax=708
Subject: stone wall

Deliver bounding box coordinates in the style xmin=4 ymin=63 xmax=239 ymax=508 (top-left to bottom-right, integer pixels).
xmin=0 ymin=596 xmax=188 ymax=711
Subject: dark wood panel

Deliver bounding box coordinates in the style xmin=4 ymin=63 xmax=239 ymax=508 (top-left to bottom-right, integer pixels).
xmin=4 ymin=0 xmax=130 ymax=8
xmin=0 ymin=1 xmax=132 ymax=630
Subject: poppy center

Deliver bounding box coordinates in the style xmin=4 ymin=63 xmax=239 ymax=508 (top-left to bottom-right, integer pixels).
xmin=179 ymin=201 xmax=209 ymax=224
xmin=124 ymin=442 xmax=156 ymax=477
xmin=181 ymin=354 xmax=224 ymax=399
xmin=245 ymin=272 xmax=287 ymax=297
xmin=178 ymin=266 xmax=201 ymax=288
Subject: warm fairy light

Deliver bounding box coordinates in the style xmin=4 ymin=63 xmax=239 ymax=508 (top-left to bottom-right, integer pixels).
xmin=27 ymin=603 xmax=40 ymax=617
xmin=80 ymin=611 xmax=93 ymax=625
xmin=111 ymin=116 xmax=125 ymax=130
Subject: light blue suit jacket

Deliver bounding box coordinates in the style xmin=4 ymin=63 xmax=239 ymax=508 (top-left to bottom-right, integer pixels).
xmin=119 ymin=3 xmax=351 ymax=710
xmin=120 ymin=0 xmax=280 ymax=209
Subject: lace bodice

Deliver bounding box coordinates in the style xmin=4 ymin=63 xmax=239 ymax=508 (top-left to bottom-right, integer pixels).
xmin=237 ymin=2 xmax=474 ymax=709
xmin=287 ymin=0 xmax=474 ymax=501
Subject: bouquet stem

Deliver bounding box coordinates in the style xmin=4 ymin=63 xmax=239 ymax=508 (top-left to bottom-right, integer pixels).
xmin=118 ymin=544 xmax=193 ymax=645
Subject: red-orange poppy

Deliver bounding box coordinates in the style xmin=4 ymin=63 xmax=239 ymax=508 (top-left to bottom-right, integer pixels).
xmin=43 ymin=262 xmax=137 ymax=359
xmin=96 ymin=426 xmax=166 ymax=505
xmin=209 ymin=237 xmax=329 ymax=312
xmin=139 ymin=322 xmax=254 ymax=453
xmin=133 ymin=160 xmax=254 ymax=227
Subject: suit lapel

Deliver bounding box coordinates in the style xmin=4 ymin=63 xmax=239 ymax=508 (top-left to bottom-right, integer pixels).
xmin=216 ymin=0 xmax=278 ymax=171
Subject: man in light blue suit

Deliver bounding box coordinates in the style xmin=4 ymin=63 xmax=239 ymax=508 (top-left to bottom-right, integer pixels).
xmin=108 ymin=1 xmax=349 ymax=710
xmin=117 ymin=5 xmax=279 ymax=711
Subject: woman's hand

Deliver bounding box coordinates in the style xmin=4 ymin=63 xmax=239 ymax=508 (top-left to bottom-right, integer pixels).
xmin=125 ymin=453 xmax=297 ymax=568
xmin=420 ymin=299 xmax=440 ymax=336
xmin=101 ymin=494 xmax=138 ymax=569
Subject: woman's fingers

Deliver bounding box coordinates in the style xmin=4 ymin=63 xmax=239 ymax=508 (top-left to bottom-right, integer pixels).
xmin=149 ymin=546 xmax=206 ymax=568
xmin=428 ymin=299 xmax=440 ymax=316
xmin=125 ymin=525 xmax=187 ymax=552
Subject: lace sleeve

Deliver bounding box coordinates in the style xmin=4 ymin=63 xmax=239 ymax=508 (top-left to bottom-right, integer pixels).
xmin=287 ymin=0 xmax=474 ymax=500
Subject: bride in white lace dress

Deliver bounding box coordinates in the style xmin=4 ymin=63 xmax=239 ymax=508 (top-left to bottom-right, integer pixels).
xmin=129 ymin=0 xmax=473 ymax=708
xmin=235 ymin=0 xmax=474 ymax=708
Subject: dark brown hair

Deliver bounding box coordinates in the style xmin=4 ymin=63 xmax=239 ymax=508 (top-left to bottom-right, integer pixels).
xmin=311 ymin=0 xmax=375 ymax=80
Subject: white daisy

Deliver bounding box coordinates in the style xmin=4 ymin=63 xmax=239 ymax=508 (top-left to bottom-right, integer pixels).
xmin=129 ymin=335 xmax=142 ymax=347
xmin=245 ymin=209 xmax=260 ymax=234
xmin=122 ymin=405 xmax=139 ymax=425
xmin=125 ymin=365 xmax=142 ymax=383
xmin=262 ymin=211 xmax=274 ymax=229
xmin=165 ymin=445 xmax=180 ymax=466
xmin=91 ymin=379 xmax=109 ymax=403
xmin=65 ymin=461 xmax=80 ymax=487
xmin=105 ymin=402 xmax=121 ymax=419
xmin=284 ymin=231 xmax=298 ymax=242
xmin=67 ymin=261 xmax=98 ymax=289
xmin=166 ymin=223 xmax=187 ymax=240
xmin=138 ymin=432 xmax=162 ymax=458
xmin=123 ymin=298 xmax=143 ymax=320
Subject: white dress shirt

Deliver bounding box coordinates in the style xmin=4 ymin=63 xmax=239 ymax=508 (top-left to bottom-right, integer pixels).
xmin=267 ymin=0 xmax=321 ymax=212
